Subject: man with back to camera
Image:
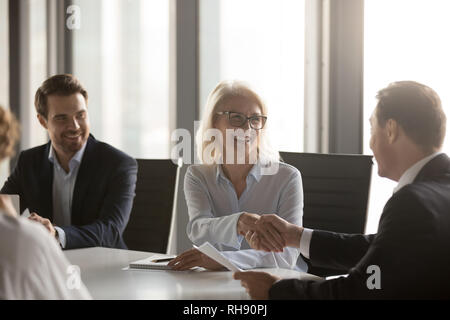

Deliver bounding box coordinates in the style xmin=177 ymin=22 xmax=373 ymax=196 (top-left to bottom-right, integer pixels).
xmin=235 ymin=81 xmax=450 ymax=299
xmin=1 ymin=74 xmax=138 ymax=250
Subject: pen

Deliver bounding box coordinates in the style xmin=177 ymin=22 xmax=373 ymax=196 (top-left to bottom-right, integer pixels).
xmin=151 ymin=258 xmax=174 ymax=263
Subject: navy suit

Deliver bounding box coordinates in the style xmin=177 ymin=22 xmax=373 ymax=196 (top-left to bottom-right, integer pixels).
xmin=1 ymin=135 xmax=137 ymax=250
xmin=270 ymin=154 xmax=450 ymax=299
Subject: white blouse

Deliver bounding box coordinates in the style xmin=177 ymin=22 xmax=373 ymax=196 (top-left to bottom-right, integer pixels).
xmin=184 ymin=161 xmax=307 ymax=271
xmin=0 ymin=213 xmax=91 ymax=300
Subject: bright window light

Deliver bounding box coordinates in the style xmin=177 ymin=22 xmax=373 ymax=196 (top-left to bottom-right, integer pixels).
xmin=73 ymin=0 xmax=170 ymax=158
xmin=364 ymin=0 xmax=450 ymax=233
xmin=200 ymin=0 xmax=305 ymax=152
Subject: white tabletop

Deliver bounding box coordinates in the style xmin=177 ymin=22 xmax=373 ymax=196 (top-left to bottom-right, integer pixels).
xmin=64 ymin=247 xmax=322 ymax=300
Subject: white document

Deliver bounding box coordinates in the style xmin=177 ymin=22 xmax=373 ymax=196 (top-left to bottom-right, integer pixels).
xmin=194 ymin=242 xmax=243 ymax=272
xmin=22 ymin=209 xmax=31 ymax=218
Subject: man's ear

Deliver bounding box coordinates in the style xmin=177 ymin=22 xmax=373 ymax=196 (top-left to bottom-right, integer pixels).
xmin=386 ymin=119 xmax=399 ymax=144
xmin=37 ymin=114 xmax=48 ymax=129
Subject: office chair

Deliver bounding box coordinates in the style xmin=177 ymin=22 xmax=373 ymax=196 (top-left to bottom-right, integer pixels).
xmin=123 ymin=159 xmax=181 ymax=254
xmin=279 ymin=152 xmax=373 ymax=277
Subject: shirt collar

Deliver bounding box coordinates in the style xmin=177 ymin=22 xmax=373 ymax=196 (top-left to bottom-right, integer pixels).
xmin=393 ymin=151 xmax=443 ymax=194
xmin=48 ymin=141 xmax=87 ymax=172
xmin=215 ymin=162 xmax=263 ymax=183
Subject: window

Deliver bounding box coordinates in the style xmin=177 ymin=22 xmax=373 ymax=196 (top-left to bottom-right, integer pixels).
xmin=364 ymin=0 xmax=450 ymax=233
xmin=0 ymin=0 xmax=9 ymax=183
xmin=28 ymin=0 xmax=48 ymax=148
xmin=72 ymin=0 xmax=171 ymax=158
xmin=0 ymin=0 xmax=48 ymax=183
xmin=0 ymin=0 xmax=7 ymax=109
xmin=199 ymin=0 xmax=305 ymax=152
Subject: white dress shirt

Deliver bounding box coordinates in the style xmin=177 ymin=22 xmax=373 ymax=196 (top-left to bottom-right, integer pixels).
xmin=298 ymin=152 xmax=444 ymax=260
xmin=184 ymin=161 xmax=308 ymax=271
xmin=49 ymin=142 xmax=87 ymax=248
xmin=0 ymin=212 xmax=91 ymax=299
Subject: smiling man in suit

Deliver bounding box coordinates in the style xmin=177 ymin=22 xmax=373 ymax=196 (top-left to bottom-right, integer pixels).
xmin=235 ymin=81 xmax=450 ymax=299
xmin=1 ymin=74 xmax=137 ymax=250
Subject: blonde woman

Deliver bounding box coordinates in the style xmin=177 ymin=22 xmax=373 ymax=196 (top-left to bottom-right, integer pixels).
xmin=169 ymin=81 xmax=307 ymax=271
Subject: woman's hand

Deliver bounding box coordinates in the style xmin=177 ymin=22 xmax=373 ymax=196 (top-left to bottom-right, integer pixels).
xmin=236 ymin=212 xmax=260 ymax=236
xmin=245 ymin=214 xmax=303 ymax=252
xmin=237 ymin=212 xmax=285 ymax=252
xmin=168 ymin=248 xmax=226 ymax=271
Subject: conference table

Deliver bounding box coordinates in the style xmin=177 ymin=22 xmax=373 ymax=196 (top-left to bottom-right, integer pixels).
xmin=65 ymin=247 xmax=323 ymax=300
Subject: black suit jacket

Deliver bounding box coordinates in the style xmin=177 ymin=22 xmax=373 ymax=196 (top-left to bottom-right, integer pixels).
xmin=270 ymin=154 xmax=450 ymax=299
xmin=1 ymin=135 xmax=138 ymax=250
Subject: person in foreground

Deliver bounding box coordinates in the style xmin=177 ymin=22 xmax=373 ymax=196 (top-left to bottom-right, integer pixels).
xmin=169 ymin=80 xmax=307 ymax=271
xmin=234 ymin=81 xmax=450 ymax=299
xmin=1 ymin=74 xmax=137 ymax=249
xmin=0 ymin=105 xmax=91 ymax=299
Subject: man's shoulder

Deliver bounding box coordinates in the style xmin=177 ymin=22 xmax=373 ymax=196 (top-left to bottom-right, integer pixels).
xmin=17 ymin=142 xmax=50 ymax=160
xmin=403 ymin=177 xmax=450 ymax=210
xmin=384 ymin=177 xmax=450 ymax=227
xmin=87 ymin=137 xmax=136 ymax=165
xmin=400 ymin=168 xmax=450 ymax=201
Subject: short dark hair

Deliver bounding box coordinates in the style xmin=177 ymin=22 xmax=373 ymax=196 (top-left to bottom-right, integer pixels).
xmin=376 ymin=81 xmax=446 ymax=152
xmin=34 ymin=74 xmax=88 ymax=118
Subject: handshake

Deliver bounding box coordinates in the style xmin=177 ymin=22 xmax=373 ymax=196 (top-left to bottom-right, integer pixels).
xmin=237 ymin=213 xmax=304 ymax=252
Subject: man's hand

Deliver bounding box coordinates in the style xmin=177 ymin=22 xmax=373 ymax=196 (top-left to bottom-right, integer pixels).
xmin=237 ymin=213 xmax=285 ymax=252
xmin=245 ymin=214 xmax=303 ymax=252
xmin=168 ymin=248 xmax=226 ymax=271
xmin=234 ymin=271 xmax=280 ymax=300
xmin=28 ymin=213 xmax=56 ymax=238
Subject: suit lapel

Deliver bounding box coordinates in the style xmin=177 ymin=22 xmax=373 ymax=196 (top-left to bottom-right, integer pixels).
xmin=41 ymin=142 xmax=54 ymax=220
xmin=71 ymin=135 xmax=97 ymax=225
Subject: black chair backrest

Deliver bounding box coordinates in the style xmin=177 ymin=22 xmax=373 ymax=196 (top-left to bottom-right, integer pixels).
xmin=280 ymin=152 xmax=373 ymax=276
xmin=280 ymin=152 xmax=373 ymax=234
xmin=123 ymin=159 xmax=181 ymax=254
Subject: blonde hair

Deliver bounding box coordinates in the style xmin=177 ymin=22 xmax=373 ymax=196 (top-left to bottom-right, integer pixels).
xmin=0 ymin=106 xmax=20 ymax=161
xmin=196 ymin=80 xmax=279 ymax=164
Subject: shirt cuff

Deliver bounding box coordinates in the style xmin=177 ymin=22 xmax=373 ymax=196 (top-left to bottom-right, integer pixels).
xmin=54 ymin=226 xmax=67 ymax=249
xmin=299 ymin=228 xmax=313 ymax=260
xmin=211 ymin=212 xmax=244 ymax=249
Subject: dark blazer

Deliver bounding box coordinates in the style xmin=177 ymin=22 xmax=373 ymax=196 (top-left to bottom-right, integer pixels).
xmin=1 ymin=135 xmax=138 ymax=250
xmin=270 ymin=153 xmax=450 ymax=299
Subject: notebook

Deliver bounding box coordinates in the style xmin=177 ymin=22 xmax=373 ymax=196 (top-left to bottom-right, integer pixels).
xmin=129 ymin=254 xmax=177 ymax=270
xmin=128 ymin=243 xmax=242 ymax=272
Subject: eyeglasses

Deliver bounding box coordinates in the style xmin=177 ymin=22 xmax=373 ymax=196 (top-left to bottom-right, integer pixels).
xmin=216 ymin=111 xmax=267 ymax=130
